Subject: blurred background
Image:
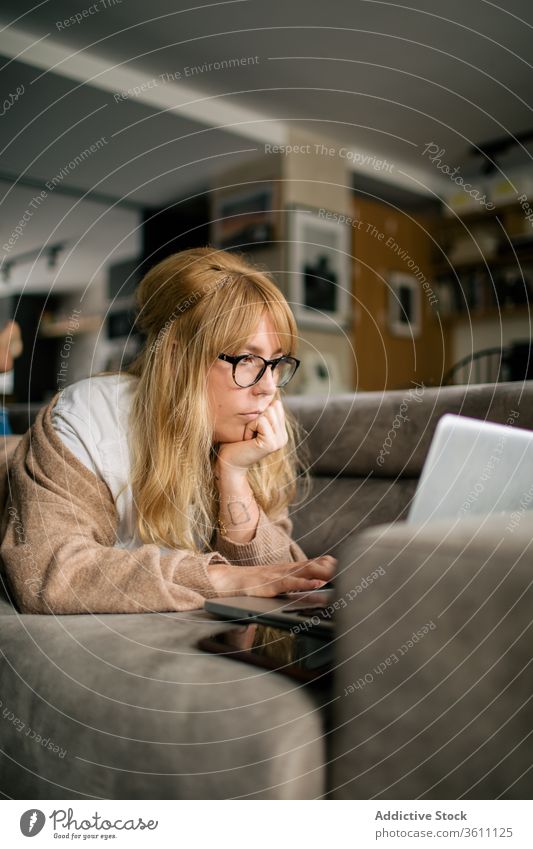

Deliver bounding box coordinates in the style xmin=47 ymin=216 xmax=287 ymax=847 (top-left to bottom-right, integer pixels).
xmin=0 ymin=0 xmax=532 ymax=412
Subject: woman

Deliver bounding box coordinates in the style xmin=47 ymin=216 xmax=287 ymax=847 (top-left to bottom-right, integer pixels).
xmin=1 ymin=248 xmax=335 ymax=614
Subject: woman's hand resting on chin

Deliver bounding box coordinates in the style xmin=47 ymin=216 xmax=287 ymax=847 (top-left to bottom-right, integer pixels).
xmin=216 ymin=398 xmax=288 ymax=472
xmin=208 ymin=555 xmax=337 ymax=597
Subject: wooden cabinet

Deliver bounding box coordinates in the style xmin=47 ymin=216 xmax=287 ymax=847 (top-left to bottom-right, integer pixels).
xmin=431 ymin=202 xmax=533 ymax=322
xmin=351 ymin=196 xmax=447 ymax=390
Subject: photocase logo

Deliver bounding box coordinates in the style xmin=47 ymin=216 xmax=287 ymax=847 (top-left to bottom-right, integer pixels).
xmin=20 ymin=809 xmax=46 ymax=836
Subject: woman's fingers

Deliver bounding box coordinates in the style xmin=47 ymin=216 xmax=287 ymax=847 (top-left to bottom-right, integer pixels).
xmin=234 ymin=400 xmax=287 ymax=457
xmin=274 ymin=576 xmax=325 ymax=595
xmin=291 ymin=556 xmax=336 ymax=581
xmin=255 ymin=415 xmax=276 ymax=449
xmin=208 ymin=557 xmax=337 ymax=597
xmin=243 ymin=421 xmax=257 ymax=440
xmin=253 ymin=558 xmax=336 ymax=595
xmin=264 ymin=400 xmax=282 ymax=428
xmin=264 ymin=401 xmax=288 ymax=446
xmin=244 ymin=411 xmax=279 ymax=451
xmin=249 ymin=575 xmax=325 ymax=597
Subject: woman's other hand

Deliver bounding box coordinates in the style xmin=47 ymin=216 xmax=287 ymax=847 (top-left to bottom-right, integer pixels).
xmin=208 ymin=555 xmax=337 ymax=597
xmin=0 ymin=321 xmax=22 ymax=373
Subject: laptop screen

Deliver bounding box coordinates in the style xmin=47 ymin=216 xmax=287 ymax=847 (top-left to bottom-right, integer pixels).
xmin=407 ymin=413 xmax=533 ymax=524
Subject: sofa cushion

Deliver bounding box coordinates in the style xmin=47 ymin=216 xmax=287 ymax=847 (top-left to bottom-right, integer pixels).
xmin=290 ymin=475 xmax=417 ymax=560
xmin=0 ymin=610 xmax=326 ymax=799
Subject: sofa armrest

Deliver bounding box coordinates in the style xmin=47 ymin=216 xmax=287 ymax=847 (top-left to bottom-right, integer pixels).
xmin=329 ymin=513 xmax=533 ymax=799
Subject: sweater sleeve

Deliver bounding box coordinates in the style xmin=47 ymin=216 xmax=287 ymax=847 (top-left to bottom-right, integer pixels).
xmin=211 ymin=504 xmax=308 ymax=567
xmin=0 ymin=399 xmax=231 ymax=615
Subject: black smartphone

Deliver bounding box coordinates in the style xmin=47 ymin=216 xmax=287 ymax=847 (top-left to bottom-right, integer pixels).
xmin=198 ymin=623 xmax=333 ymax=686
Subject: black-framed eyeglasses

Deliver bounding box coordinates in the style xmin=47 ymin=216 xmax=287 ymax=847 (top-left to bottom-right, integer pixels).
xmin=218 ymin=353 xmax=300 ymax=388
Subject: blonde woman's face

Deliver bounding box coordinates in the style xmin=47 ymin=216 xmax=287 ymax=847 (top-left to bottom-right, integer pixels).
xmin=207 ymin=314 xmax=283 ymax=444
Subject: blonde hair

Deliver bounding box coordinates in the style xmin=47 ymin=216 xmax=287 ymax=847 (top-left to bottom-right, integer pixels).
xmin=127 ymin=246 xmax=310 ymax=553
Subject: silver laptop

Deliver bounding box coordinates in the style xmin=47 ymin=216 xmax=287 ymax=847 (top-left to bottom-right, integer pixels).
xmin=205 ymin=413 xmax=533 ymax=634
xmin=204 ymin=589 xmax=335 ymax=638
xmin=407 ymin=413 xmax=533 ymax=523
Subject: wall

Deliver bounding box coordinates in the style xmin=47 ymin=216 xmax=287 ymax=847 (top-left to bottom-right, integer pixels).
xmin=211 ymin=130 xmax=356 ymax=394
xmin=0 ymin=185 xmax=141 ymax=395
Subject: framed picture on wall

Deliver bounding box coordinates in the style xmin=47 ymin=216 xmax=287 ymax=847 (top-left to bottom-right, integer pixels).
xmin=387 ymin=272 xmax=422 ymax=338
xmin=288 ymin=208 xmax=351 ymax=330
xmin=211 ymin=183 xmax=277 ymax=251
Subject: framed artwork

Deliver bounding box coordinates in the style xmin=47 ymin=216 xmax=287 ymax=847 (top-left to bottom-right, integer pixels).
xmin=288 ymin=208 xmax=351 ymax=330
xmin=387 ymin=272 xmax=422 ymax=337
xmin=211 ymin=183 xmax=277 ymax=251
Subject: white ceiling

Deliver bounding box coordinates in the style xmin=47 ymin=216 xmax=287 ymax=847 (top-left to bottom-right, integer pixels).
xmin=1 ymin=0 xmax=532 ymax=215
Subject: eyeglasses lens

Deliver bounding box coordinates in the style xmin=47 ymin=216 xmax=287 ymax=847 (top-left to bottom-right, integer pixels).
xmin=234 ymin=356 xmax=296 ymax=388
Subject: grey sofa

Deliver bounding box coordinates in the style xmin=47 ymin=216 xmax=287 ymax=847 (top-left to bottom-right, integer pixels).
xmin=0 ymin=380 xmax=532 ymax=799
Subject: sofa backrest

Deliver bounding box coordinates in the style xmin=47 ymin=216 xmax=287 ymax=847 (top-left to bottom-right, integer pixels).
xmin=285 ymin=380 xmax=533 ymax=479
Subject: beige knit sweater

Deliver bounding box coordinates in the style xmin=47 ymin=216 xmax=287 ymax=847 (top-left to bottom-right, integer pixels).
xmin=0 ymin=395 xmax=307 ymax=615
